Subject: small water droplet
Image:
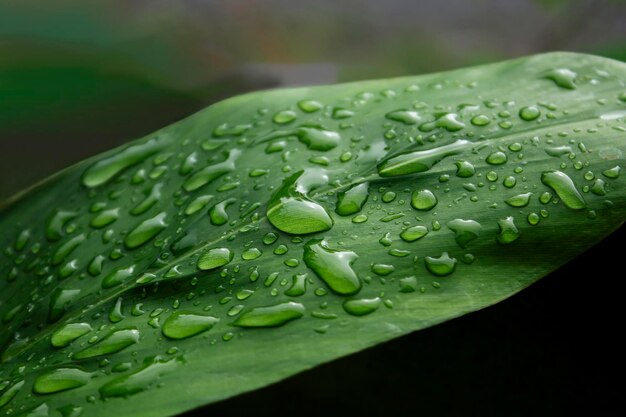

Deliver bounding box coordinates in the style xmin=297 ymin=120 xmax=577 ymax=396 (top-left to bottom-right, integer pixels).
xmin=385 ymin=110 xmax=420 ymax=125
xmin=298 ymin=100 xmax=323 ymax=113
xmin=33 ymin=368 xmax=92 ymax=394
xmin=471 ymin=114 xmax=490 ymax=126
xmin=519 ymin=106 xmax=541 ymax=121
xmin=74 ymin=328 xmax=140 ymax=359
xmin=505 ymin=192 xmax=533 ymax=208
xmin=183 ymin=149 xmax=241 ymax=192
xmin=51 ymin=323 xmax=92 ymax=348
xmin=100 ymin=356 xmax=177 ymax=398
xmin=197 ymin=248 xmax=233 ymax=271
xmin=545 ymin=68 xmax=577 ymax=89
xmin=486 ymin=151 xmax=507 ymax=165
xmin=602 ymin=166 xmax=621 ymax=179
xmin=378 ymin=140 xmax=472 ymax=177
xmin=162 ymin=311 xmax=219 ymax=340
xmin=400 ymin=225 xmax=428 ymax=242
xmin=336 ymin=182 xmax=369 ymax=216
xmin=447 ymin=219 xmax=481 ymax=248
xmin=455 ymin=161 xmax=475 ymax=178
xmin=497 ymin=217 xmax=520 ymax=244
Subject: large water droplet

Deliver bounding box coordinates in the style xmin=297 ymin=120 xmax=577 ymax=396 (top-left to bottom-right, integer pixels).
xmin=51 ymin=323 xmax=92 ymax=348
xmin=209 ymin=198 xmax=236 ymax=225
xmin=100 ymin=356 xmax=177 ymax=398
xmin=378 ymin=140 xmax=472 ymax=177
xmin=82 ymin=137 xmax=169 ymax=187
xmin=335 ymin=182 xmax=369 ymax=216
xmin=343 ymin=297 xmax=381 ymax=316
xmin=102 ymin=265 xmax=135 ymax=289
xmin=74 ymin=328 xmax=140 ymax=359
xmin=131 ymin=183 xmax=163 ymax=215
xmin=232 ymin=301 xmax=305 ymax=327
xmin=486 ymin=151 xmax=507 ymax=165
xmin=124 ymin=212 xmax=168 ymax=249
xmin=385 ymin=110 xmax=420 ymax=125
xmin=545 ymin=68 xmax=577 ymax=89
xmin=303 ymin=239 xmax=360 ymax=295
xmin=519 ymin=106 xmax=541 ymax=121
xmin=497 ymin=217 xmax=520 ymax=244
xmin=424 ymin=252 xmax=457 ymax=276
xmin=400 ymin=225 xmax=428 ymax=242
xmin=162 ymin=311 xmax=219 ymax=340
xmin=447 ymin=219 xmax=481 ymax=248
xmin=182 ymin=149 xmax=241 ymax=192
xmin=297 ymin=127 xmax=341 ymax=151
xmin=33 ymin=368 xmax=92 ymax=394
xmin=504 ymin=192 xmax=533 ymax=208
xmin=541 ymin=170 xmax=586 ymax=210
xmin=197 ymin=248 xmax=233 ymax=270
xmin=411 ymin=189 xmax=437 ymax=211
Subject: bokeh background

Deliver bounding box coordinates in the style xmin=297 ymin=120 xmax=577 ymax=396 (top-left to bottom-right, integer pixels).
xmin=1 ymin=1 xmax=624 ymax=416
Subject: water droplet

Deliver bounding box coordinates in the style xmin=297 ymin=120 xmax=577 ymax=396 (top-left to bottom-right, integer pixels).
xmin=209 ymin=198 xmax=236 ymax=225
xmin=273 ymin=110 xmax=297 ymax=124
xmin=424 ymin=252 xmax=457 ymax=276
xmin=0 ymin=380 xmax=23 ymax=408
xmin=74 ymin=328 xmax=140 ymax=359
xmin=544 ymin=146 xmax=573 ymax=157
xmin=184 ymin=195 xmax=213 ymax=216
xmin=486 ymin=151 xmax=507 ymax=165
xmin=297 ymin=127 xmax=341 ymax=151
xmin=48 ymin=288 xmax=81 ymax=322
xmin=298 ymin=100 xmax=323 ymax=113
xmin=52 ymin=234 xmax=86 ymax=265
xmin=455 ymin=161 xmax=475 ymax=178
xmin=343 ymin=297 xmax=381 ymax=316
xmin=232 ymin=301 xmax=305 ymax=327
xmin=590 ymin=179 xmax=606 ymax=196
xmin=503 ymin=176 xmax=517 ymax=188
xmin=90 ymin=208 xmax=119 ymax=229
xmin=285 ymin=273 xmax=308 ymax=297
xmin=545 ymin=68 xmax=577 ymax=89
xmin=419 ymin=113 xmax=465 ymax=132
xmin=379 ymin=232 xmax=392 ymax=247
xmin=602 ymin=166 xmax=621 ymax=179
xmin=46 ymin=210 xmax=77 ymax=241
xmin=87 ymin=256 xmax=102 ymax=276
xmin=131 ymin=183 xmax=163 ymax=215
xmin=242 ymin=247 xmax=262 ymax=260
xmin=124 ymin=212 xmax=168 ymax=249
xmin=162 ymin=311 xmax=219 ymax=340
xmin=58 ymin=404 xmax=83 ymax=417
xmin=100 ymin=356 xmax=177 ymax=398
xmin=102 ymin=265 xmax=136 ymax=289
xmin=51 ymin=323 xmax=92 ymax=348
xmin=336 ymin=182 xmax=369 ymax=216
xmin=447 ymin=219 xmax=481 ymax=248
xmin=399 ymin=276 xmax=418 ymax=293
xmin=389 ymin=248 xmax=410 ymax=257
xmin=303 ymin=239 xmax=360 ymax=295
xmin=14 ymin=229 xmax=30 ymax=251
xmin=527 ymin=212 xmax=540 ymax=225
xmin=33 ymin=368 xmax=92 ymax=394
xmin=381 ymin=191 xmax=396 ymax=203
xmin=400 ymin=225 xmax=428 ymax=242
xmin=471 ymin=114 xmax=490 ymax=126
xmin=109 ymin=298 xmax=124 ymax=323
xmin=519 ymin=106 xmax=541 ymax=121
xmin=263 ymin=232 xmax=279 ymax=245
xmin=371 ymin=264 xmax=394 ymax=276
xmin=378 ymin=140 xmax=472 ymax=177
xmin=212 ymin=123 xmax=251 ymax=138
xmin=505 ymin=192 xmax=532 ymax=208
xmin=497 ymin=217 xmax=520 ymax=244
xmin=385 ymin=110 xmax=420 ymax=125
xmin=182 ymin=149 xmax=241 ymax=192
xmin=332 ymin=108 xmax=354 ymax=119
xmin=267 ymin=171 xmax=333 ymax=235
xmin=82 ymin=137 xmax=168 ymax=187
xmin=197 ymin=248 xmax=233 ymax=270
xmin=411 ymin=189 xmax=437 ymax=211
xmin=541 ymin=170 xmax=586 ymax=210
xmin=352 ymin=214 xmax=368 ymax=223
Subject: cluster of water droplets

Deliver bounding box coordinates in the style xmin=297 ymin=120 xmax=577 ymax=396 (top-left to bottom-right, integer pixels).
xmin=0 ymin=63 xmax=624 ymax=416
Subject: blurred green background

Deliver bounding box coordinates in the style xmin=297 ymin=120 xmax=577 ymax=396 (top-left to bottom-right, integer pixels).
xmin=1 ymin=0 xmax=625 ymax=201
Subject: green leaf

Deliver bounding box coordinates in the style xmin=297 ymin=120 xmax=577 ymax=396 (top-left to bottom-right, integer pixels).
xmin=1 ymin=52 xmax=625 ymax=417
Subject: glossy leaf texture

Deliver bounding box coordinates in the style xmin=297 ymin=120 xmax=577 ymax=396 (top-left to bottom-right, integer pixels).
xmin=1 ymin=52 xmax=625 ymax=417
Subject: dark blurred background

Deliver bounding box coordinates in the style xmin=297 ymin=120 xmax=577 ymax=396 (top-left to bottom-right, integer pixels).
xmin=1 ymin=0 xmax=626 ymax=201
xmin=1 ymin=1 xmax=624 ymax=416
